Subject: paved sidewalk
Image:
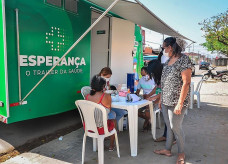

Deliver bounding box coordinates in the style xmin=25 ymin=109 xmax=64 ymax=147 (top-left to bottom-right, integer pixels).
xmin=3 ymin=105 xmax=228 ymax=163
xmin=0 ymin=110 xmax=81 ymax=155
xmin=3 ymin=77 xmax=228 ymax=164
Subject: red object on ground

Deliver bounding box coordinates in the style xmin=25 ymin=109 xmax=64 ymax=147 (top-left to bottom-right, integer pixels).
xmin=77 ymin=90 xmax=81 ymax=93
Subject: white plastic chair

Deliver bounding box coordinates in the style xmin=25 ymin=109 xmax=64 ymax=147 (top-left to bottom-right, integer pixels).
xmin=152 ymin=106 xmax=161 ymax=139
xmin=75 ymin=100 xmax=120 ymax=164
xmin=194 ymin=79 xmax=204 ymax=108
xmin=118 ymin=117 xmax=124 ymax=131
xmin=81 ymin=86 xmax=91 ymax=99
xmin=149 ymin=104 xmax=161 ymax=140
xmin=154 ymin=108 xmax=161 ymax=129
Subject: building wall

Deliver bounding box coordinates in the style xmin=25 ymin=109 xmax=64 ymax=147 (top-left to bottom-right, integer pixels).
xmin=215 ymin=58 xmax=228 ymax=66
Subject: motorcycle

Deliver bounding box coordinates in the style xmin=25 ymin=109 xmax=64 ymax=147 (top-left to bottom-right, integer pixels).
xmin=203 ymin=66 xmax=228 ymax=82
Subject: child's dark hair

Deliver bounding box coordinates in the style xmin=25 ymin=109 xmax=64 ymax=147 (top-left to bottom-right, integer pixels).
xmin=90 ymin=75 xmax=106 ymax=95
xmin=147 ymin=59 xmax=163 ymax=86
xmin=141 ymin=67 xmax=148 ymax=74
xmin=164 ymin=37 xmax=182 ymax=57
xmin=158 ymin=47 xmax=164 ymax=62
xmin=110 ymin=85 xmax=117 ymax=90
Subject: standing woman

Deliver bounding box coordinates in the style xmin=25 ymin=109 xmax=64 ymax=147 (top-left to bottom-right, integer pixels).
xmin=154 ymin=37 xmax=192 ymax=164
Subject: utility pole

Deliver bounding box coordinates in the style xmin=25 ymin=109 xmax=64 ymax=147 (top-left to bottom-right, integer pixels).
xmin=198 ymin=51 xmax=200 ymax=64
xmin=192 ymin=44 xmax=194 ymax=62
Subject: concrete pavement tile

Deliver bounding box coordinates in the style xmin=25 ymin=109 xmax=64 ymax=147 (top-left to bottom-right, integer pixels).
xmin=3 ymin=153 xmax=71 ymax=164
xmin=0 ymin=139 xmax=14 ymax=154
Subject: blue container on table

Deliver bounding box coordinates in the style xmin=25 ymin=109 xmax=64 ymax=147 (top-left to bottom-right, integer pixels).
xmin=127 ymin=73 xmax=135 ymax=93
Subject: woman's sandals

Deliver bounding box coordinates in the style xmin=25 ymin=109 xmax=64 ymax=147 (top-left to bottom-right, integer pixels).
xmin=154 ymin=149 xmax=172 ymax=157
xmin=176 ymin=154 xmax=185 ymax=164
xmin=154 ymin=136 xmax=166 ymax=142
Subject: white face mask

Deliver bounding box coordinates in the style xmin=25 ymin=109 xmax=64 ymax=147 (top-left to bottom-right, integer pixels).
xmin=143 ymin=75 xmax=150 ymax=81
xmin=101 ymin=76 xmax=110 ymax=82
xmin=163 ymin=49 xmax=169 ymax=58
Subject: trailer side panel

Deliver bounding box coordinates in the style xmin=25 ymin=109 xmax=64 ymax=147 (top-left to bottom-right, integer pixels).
xmin=6 ymin=0 xmax=91 ymax=123
xmin=0 ymin=0 xmax=8 ymax=119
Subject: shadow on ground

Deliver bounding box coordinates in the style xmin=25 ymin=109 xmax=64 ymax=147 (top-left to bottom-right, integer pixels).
xmin=12 ymin=101 xmax=227 ymax=164
xmin=0 ymin=110 xmax=82 ymax=162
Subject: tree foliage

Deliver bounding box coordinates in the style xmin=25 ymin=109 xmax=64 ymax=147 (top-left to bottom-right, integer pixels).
xmin=199 ymin=10 xmax=228 ymax=56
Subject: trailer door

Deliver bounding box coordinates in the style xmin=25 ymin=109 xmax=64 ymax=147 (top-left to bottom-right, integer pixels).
xmin=91 ymin=11 xmax=110 ymax=78
xmin=110 ymin=17 xmax=135 ymax=85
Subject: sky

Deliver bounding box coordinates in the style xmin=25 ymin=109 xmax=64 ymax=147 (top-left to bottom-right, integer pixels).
xmin=138 ymin=0 xmax=228 ymax=57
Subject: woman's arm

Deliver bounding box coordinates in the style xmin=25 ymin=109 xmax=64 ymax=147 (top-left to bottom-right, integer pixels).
xmin=146 ymin=93 xmax=160 ymax=101
xmin=144 ymin=86 xmax=157 ymax=99
xmin=102 ymin=93 xmax=112 ymax=109
xmin=174 ymin=68 xmax=192 ymax=115
xmin=136 ymin=89 xmax=140 ymax=95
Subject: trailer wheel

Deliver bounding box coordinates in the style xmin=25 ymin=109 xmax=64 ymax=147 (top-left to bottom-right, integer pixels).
xmin=221 ymin=74 xmax=228 ymax=82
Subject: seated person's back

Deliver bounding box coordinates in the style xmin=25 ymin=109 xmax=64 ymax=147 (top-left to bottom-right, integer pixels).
xmin=86 ymin=92 xmax=111 ymax=114
xmin=85 ymin=75 xmax=115 ymax=150
xmin=86 ymin=76 xmax=111 ymax=127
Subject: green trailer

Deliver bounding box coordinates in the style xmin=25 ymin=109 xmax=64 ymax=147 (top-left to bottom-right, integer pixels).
xmin=0 ymin=0 xmax=94 ymax=123
xmin=0 ymin=0 xmax=191 ymax=124
xmin=0 ymin=0 xmax=144 ymax=123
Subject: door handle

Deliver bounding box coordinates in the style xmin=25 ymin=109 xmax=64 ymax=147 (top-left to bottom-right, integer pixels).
xmin=0 ymin=101 xmax=4 ymax=107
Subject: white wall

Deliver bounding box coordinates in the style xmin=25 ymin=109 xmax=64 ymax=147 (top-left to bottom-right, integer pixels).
xmin=110 ymin=17 xmax=135 ymax=85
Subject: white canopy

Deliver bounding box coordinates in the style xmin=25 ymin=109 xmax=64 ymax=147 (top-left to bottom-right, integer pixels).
xmin=87 ymin=0 xmax=194 ymax=42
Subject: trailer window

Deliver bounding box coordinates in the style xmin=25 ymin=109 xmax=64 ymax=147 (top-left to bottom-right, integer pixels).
xmin=46 ymin=0 xmax=62 ymax=7
xmin=45 ymin=0 xmax=78 ymax=14
xmin=65 ymin=0 xmax=77 ymax=14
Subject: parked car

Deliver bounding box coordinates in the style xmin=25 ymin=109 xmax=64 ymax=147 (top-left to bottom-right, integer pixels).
xmin=199 ymin=61 xmax=210 ymax=70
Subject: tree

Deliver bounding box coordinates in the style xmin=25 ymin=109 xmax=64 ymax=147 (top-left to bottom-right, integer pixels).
xmin=199 ymin=10 xmax=228 ymax=56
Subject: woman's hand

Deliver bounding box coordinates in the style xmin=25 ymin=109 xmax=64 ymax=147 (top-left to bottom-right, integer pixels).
xmin=173 ymin=103 xmax=183 ymax=115
xmin=158 ymin=99 xmax=162 ymax=110
xmin=143 ymin=94 xmax=150 ymax=99
xmin=146 ymin=96 xmax=157 ymax=101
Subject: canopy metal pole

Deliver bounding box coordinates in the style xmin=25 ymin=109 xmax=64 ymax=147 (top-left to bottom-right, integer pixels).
xmin=186 ymin=42 xmax=194 ymax=49
xmin=21 ymin=0 xmax=120 ymax=103
xmin=15 ymin=8 xmax=22 ymax=102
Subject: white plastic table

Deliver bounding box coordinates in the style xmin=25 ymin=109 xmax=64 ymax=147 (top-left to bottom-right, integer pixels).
xmin=112 ymin=97 xmax=154 ymax=157
xmin=190 ymin=82 xmax=194 ymax=109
